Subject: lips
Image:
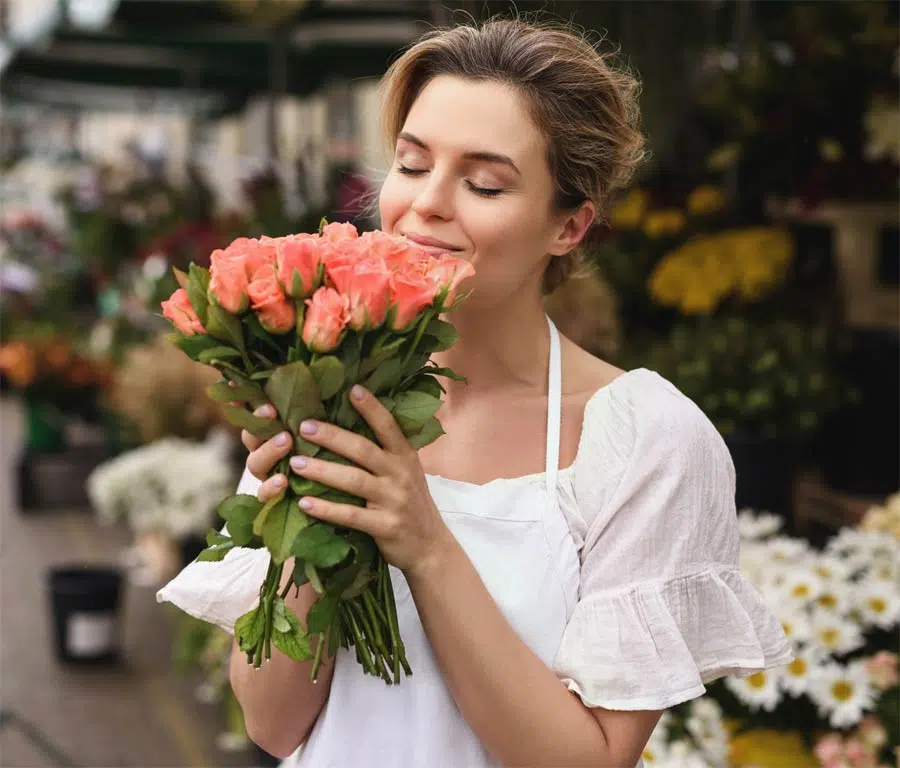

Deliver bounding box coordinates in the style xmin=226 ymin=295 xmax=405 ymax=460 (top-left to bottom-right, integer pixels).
xmin=402 ymin=232 xmax=463 ymax=255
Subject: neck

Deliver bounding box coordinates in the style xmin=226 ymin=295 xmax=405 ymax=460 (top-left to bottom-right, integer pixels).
xmin=433 ymin=292 xmax=551 ymax=407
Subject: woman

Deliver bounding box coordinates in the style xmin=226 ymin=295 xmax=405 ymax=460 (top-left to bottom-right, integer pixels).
xmin=159 ymin=18 xmax=792 ymax=767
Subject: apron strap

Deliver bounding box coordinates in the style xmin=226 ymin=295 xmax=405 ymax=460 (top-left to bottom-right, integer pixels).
xmin=545 ymin=315 xmax=562 ymax=493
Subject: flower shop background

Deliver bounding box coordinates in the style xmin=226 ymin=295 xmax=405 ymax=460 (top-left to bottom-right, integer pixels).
xmin=1 ymin=2 xmax=898 ymax=767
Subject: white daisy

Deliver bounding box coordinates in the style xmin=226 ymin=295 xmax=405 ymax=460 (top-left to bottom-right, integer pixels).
xmin=737 ymin=509 xmax=784 ymax=541
xmin=686 ymin=701 xmax=729 ymax=767
xmin=856 ymin=580 xmax=900 ymax=630
xmin=776 ymin=607 xmax=813 ymax=645
xmin=765 ymin=536 xmax=811 ymax=566
xmin=811 ymin=554 xmax=852 ymax=584
xmin=813 ymin=581 xmax=854 ymax=618
xmin=657 ymin=740 xmax=715 ymax=768
xmin=867 ymin=557 xmax=900 ymax=585
xmin=780 ymin=644 xmax=825 ymax=697
xmin=809 ymin=661 xmax=876 ymax=728
xmin=779 ymin=568 xmax=824 ymax=607
xmin=811 ymin=609 xmax=865 ymax=656
xmin=725 ymin=667 xmax=783 ymax=712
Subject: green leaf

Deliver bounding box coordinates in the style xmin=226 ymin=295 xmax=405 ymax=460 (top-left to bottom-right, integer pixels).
xmin=198 ymin=346 xmax=241 ymax=363
xmin=423 ymin=317 xmax=458 ymax=351
xmin=265 ymin=361 xmax=326 ymax=435
xmin=340 ymin=564 xmax=375 ymax=599
xmin=222 ymin=405 xmax=285 ymax=439
xmin=347 ymin=531 xmax=379 ymax=565
xmin=309 ymin=356 xmax=345 ymax=400
xmin=291 ymin=524 xmax=352 ymax=567
xmin=252 ymin=492 xmax=284 ymax=537
xmin=364 ymin=356 xmax=406 ymax=394
xmin=407 ymin=374 xmax=443 ymax=399
xmin=359 ymin=336 xmax=407 ymax=377
xmin=172 ymin=333 xmax=221 ymax=360
xmin=334 ymin=394 xmax=361 ymax=431
xmin=426 ymin=365 xmax=466 ymax=383
xmin=243 ymin=312 xmax=282 ymax=353
xmin=196 ymin=539 xmax=235 ymax=561
xmin=234 ymin=606 xmax=266 ymax=654
xmin=292 ymin=559 xmax=310 ymax=588
xmin=324 ymin=562 xmax=362 ymax=597
xmin=272 ymin=614 xmax=312 ymax=662
xmin=338 ymin=333 xmax=364 ymax=386
xmin=172 ymin=266 xmax=189 ymax=290
xmin=305 ymin=561 xmax=325 ymax=594
xmin=187 ymin=264 xmax=210 ymax=326
xmin=263 ymin=498 xmax=310 ymax=563
xmin=393 ymin=390 xmax=442 ymax=431
xmin=272 ymin=597 xmax=291 ymax=633
xmin=250 ymin=370 xmax=274 ymax=381
xmin=293 ymin=435 xmax=321 ymax=458
xmin=207 ymin=380 xmax=268 ymax=408
xmin=217 ymin=494 xmax=263 ymax=547
xmin=205 ymin=529 xmax=232 ymax=547
xmin=407 ymin=416 xmax=446 ymax=449
xmin=306 ymin=594 xmax=339 ymax=635
xmin=206 ymin=304 xmax=246 ymax=350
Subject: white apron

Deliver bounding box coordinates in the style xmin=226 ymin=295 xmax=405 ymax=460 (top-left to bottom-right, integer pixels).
xmin=290 ymin=317 xmax=585 ymax=767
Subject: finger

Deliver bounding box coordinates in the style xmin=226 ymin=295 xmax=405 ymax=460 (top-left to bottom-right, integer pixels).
xmin=349 ymin=385 xmax=410 ymax=455
xmin=298 ymin=417 xmax=390 ymax=475
xmin=289 ymin=455 xmax=384 ymax=504
xmin=241 ymin=404 xmax=276 ymax=452
xmin=246 ymin=429 xmax=293 ymax=480
xmin=298 ymin=496 xmax=388 ymax=538
xmin=257 ymin=473 xmax=288 ymax=503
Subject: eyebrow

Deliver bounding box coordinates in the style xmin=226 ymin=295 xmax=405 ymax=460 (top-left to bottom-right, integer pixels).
xmin=397 ymin=132 xmax=521 ymax=176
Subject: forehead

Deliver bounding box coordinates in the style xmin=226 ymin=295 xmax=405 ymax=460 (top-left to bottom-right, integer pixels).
xmin=401 ymin=75 xmax=545 ymax=164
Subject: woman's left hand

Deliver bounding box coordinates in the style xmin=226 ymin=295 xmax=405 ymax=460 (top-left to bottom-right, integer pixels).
xmin=289 ymin=384 xmax=452 ymax=575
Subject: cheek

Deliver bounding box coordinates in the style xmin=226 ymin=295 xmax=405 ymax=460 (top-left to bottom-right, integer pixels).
xmin=378 ymin=176 xmax=407 ymax=233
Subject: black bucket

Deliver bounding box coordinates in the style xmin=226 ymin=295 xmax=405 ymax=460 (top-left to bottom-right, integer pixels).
xmin=48 ymin=566 xmax=124 ymax=665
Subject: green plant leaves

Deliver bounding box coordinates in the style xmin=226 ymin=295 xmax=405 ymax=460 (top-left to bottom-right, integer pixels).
xmin=265 ymin=360 xmax=326 ymax=435
xmin=309 ymin=356 xmax=345 ymax=400
xmin=196 ymin=529 xmax=235 ymax=561
xmin=186 ymin=264 xmax=210 ymax=326
xmin=306 ymin=594 xmax=339 ymax=634
xmin=217 ymin=494 xmax=262 ymax=547
xmin=423 ymin=317 xmax=458 ymax=351
xmin=172 ymin=333 xmax=221 ymax=360
xmin=222 ymin=405 xmax=285 ymax=439
xmin=207 ymin=380 xmax=268 ymax=409
xmin=407 ymin=417 xmax=446 ymax=449
xmin=291 ymin=524 xmax=351 ymax=567
xmin=206 ymin=304 xmax=245 ymax=351
xmin=262 ymin=497 xmax=311 ymax=563
xmin=393 ymin=390 xmax=442 ymax=432
xmin=364 ymin=357 xmax=406 ymax=394
xmin=235 ymin=606 xmax=266 ymax=655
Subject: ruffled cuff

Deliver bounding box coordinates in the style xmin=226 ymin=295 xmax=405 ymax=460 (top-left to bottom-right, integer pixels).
xmin=155 ymin=546 xmax=270 ymax=635
xmin=552 ymin=568 xmax=794 ymax=711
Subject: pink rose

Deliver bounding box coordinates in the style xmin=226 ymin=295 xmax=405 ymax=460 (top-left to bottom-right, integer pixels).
xmin=161 ymin=288 xmax=205 ymax=336
xmin=276 ymin=235 xmax=321 ymax=298
xmin=207 ymin=238 xmax=276 ymax=313
xmin=329 ymin=257 xmax=392 ymax=330
xmin=815 ymin=735 xmax=846 ymax=765
xmin=857 ymin=717 xmax=888 ymax=751
xmin=426 ymin=257 xmax=475 ymax=309
xmin=323 ymin=236 xmax=367 ymax=278
xmin=844 ymin=739 xmax=876 ymax=768
xmin=302 ymin=287 xmax=350 ymax=352
xmin=247 ymin=264 xmax=296 ymax=333
xmin=389 ymin=268 xmax=439 ymax=331
xmin=865 ymin=652 xmax=899 ymax=690
xmin=322 ymin=221 xmax=359 ymax=242
xmin=363 ymin=230 xmax=430 ymax=270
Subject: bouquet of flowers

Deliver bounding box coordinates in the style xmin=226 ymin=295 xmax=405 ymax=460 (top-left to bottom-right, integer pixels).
xmin=160 ymin=221 xmax=474 ymax=684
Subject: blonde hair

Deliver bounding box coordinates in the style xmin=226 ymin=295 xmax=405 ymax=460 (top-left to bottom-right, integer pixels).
xmin=381 ymin=16 xmax=646 ymax=293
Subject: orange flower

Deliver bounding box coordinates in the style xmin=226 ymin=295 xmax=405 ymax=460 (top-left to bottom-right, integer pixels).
xmin=161 ymin=288 xmax=206 ymax=336
xmin=328 ymin=257 xmax=392 ymax=331
xmin=276 ymin=235 xmax=322 ymax=298
xmin=426 ymin=257 xmax=475 ymax=309
xmin=389 ymin=268 xmax=439 ymax=331
xmin=321 ymin=221 xmax=359 ymax=242
xmin=0 ymin=341 xmax=37 ymax=388
xmin=247 ymin=263 xmax=296 ymax=334
xmin=302 ymin=287 xmax=350 ymax=352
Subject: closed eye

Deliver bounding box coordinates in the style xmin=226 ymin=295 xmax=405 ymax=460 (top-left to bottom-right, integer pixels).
xmin=397 ymin=165 xmax=504 ymax=198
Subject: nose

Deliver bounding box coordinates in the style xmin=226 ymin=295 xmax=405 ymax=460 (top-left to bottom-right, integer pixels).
xmin=410 ymin=174 xmax=453 ymax=221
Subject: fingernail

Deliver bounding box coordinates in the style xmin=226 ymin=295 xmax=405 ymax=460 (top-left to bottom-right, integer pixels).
xmin=273 ymin=475 xmax=286 ymax=487
xmin=351 ymin=385 xmax=366 ymax=401
xmin=300 ymin=421 xmax=318 ymax=436
xmin=299 ymin=498 xmax=313 ymax=510
xmin=275 ymin=432 xmax=291 ymax=447
xmin=254 ymin=405 xmax=272 ymax=417
xmin=290 ymin=456 xmax=307 ymax=471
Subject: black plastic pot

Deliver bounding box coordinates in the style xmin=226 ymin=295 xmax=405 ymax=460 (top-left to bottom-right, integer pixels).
xmin=48 ymin=566 xmax=124 ymax=665
xmin=724 ymin=433 xmax=797 ymax=526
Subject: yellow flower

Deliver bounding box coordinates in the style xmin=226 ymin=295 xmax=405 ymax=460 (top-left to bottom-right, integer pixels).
xmin=680 ymin=284 xmax=720 ymax=315
xmin=610 ymin=188 xmax=648 ymax=230
xmin=643 ymin=209 xmax=685 ymax=238
xmin=687 ymin=185 xmax=727 ymax=216
xmin=648 ymin=256 xmax=689 ymax=307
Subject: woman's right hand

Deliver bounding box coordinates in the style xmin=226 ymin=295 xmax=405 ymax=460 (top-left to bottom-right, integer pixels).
xmin=242 ymin=404 xmax=293 ymax=503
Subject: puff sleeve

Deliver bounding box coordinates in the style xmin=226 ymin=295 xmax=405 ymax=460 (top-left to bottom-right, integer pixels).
xmin=552 ymin=371 xmax=792 ymax=710
xmin=156 ymin=468 xmax=270 ymax=635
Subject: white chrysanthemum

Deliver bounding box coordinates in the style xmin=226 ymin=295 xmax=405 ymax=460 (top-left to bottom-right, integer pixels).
xmin=867 ymin=557 xmax=900 ymax=585
xmin=642 ymin=715 xmax=672 ymax=766
xmin=765 ymin=535 xmax=811 ymax=566
xmin=725 ymin=668 xmax=782 ymax=712
xmin=781 ymin=644 xmax=825 ymax=697
xmin=828 ymin=529 xmax=895 ymax=574
xmin=737 ymin=509 xmax=784 ymax=541
xmin=809 ymin=661 xmax=876 ymax=729
xmin=779 ymin=567 xmax=824 ymax=607
xmin=813 ymin=581 xmax=854 ymax=618
xmin=811 ymin=554 xmax=852 ymax=584
xmin=856 ymin=581 xmax=900 ymax=630
xmin=686 ymin=699 xmax=729 ymax=767
xmin=811 ymin=610 xmax=865 ymax=656
xmin=655 ymin=739 xmax=715 ymax=768
xmin=776 ymin=607 xmax=813 ymax=645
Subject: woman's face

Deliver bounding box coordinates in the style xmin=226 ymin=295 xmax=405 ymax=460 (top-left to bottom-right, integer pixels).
xmin=379 ymin=75 xmax=592 ymax=306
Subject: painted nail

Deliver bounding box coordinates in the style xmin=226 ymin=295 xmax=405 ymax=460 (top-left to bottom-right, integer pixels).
xmin=299 ymin=498 xmax=313 ymax=510
xmin=351 ymin=385 xmax=366 ymax=401
xmin=272 ymin=475 xmax=286 ymax=487
xmin=254 ymin=405 xmax=272 ymax=417
xmin=300 ymin=421 xmax=318 ymax=436
xmin=275 ymin=432 xmax=291 ymax=447
xmin=290 ymin=456 xmax=308 ymax=471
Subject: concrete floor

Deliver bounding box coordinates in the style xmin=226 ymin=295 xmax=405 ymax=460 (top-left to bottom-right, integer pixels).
xmin=0 ymin=398 xmax=268 ymax=768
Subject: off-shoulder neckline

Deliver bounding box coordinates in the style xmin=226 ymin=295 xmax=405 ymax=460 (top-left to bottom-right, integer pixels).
xmin=425 ymin=368 xmax=655 ymax=490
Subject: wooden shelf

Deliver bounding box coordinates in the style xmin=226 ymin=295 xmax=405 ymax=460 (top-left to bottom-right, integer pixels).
xmin=793 ymin=469 xmax=879 ymax=535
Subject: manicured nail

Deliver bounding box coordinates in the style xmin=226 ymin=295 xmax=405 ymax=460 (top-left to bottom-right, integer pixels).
xmin=275 ymin=432 xmax=291 ymax=447
xmin=300 ymin=421 xmax=318 ymax=436
xmin=351 ymin=385 xmax=366 ymax=401
xmin=299 ymin=498 xmax=313 ymax=510
xmin=254 ymin=405 xmax=273 ymax=418
xmin=272 ymin=475 xmax=286 ymax=487
xmin=290 ymin=456 xmax=308 ymax=471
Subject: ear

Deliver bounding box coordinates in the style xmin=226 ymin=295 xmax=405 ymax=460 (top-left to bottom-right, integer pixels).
xmin=549 ymin=201 xmax=596 ymax=257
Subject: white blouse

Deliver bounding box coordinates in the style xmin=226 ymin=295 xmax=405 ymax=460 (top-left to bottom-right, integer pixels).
xmin=158 ymin=345 xmax=792 ymax=764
